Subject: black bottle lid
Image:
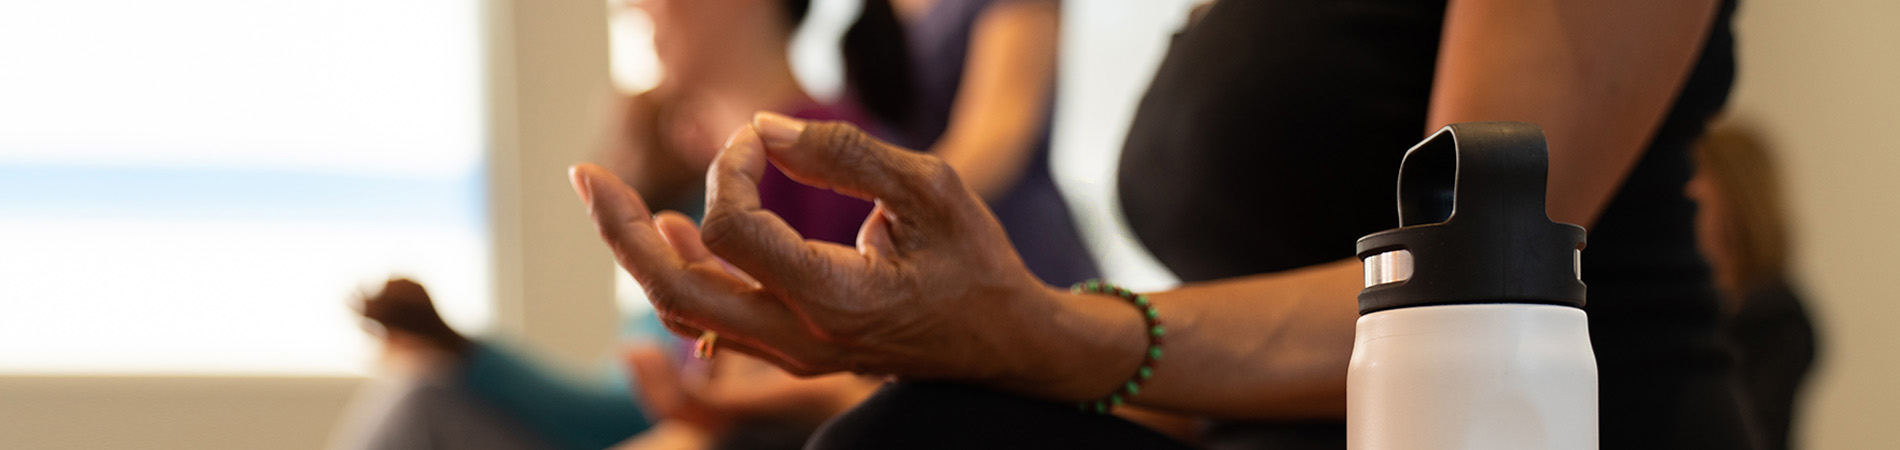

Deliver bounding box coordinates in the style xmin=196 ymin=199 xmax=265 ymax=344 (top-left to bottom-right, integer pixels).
xmin=1355 ymin=122 xmax=1587 ymax=315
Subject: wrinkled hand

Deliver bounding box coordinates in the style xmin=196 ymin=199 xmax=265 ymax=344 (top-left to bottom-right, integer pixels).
xmin=569 ymin=112 xmax=1108 ymax=396
xmin=352 ymin=278 xmax=472 ymax=357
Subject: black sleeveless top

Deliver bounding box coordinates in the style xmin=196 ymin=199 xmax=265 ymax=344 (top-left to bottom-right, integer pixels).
xmin=1118 ymin=1 xmax=1757 ymax=449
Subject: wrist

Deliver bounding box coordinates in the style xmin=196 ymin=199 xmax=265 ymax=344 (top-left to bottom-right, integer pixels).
xmin=989 ymin=284 xmax=1149 ymax=402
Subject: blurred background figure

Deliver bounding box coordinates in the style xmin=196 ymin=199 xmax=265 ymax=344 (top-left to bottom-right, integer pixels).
xmin=337 ymin=0 xmax=1088 ymax=448
xmin=886 ymin=0 xmax=1097 ymax=286
xmin=1689 ymin=121 xmax=1820 ymax=450
xmin=334 ymin=0 xmax=897 ymax=448
xmin=343 ymin=278 xmax=877 ymax=450
xmin=610 ymin=0 xmax=1089 ymax=284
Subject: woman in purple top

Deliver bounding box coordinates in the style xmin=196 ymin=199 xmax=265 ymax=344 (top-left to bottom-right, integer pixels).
xmin=883 ymin=0 xmax=1097 ymax=286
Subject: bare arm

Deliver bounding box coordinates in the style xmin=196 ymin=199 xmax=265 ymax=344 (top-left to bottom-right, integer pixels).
xmin=1429 ymin=0 xmax=1718 ymax=226
xmin=1024 ymin=0 xmax=1721 ymax=418
xmin=931 ymin=0 xmax=1060 ymax=201
xmin=1022 ymin=261 xmax=1362 ymax=419
xmin=571 ymin=0 xmax=1723 ymax=425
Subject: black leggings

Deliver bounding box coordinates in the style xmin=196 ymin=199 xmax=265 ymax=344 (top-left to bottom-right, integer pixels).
xmin=806 ymin=382 xmax=1195 ymax=450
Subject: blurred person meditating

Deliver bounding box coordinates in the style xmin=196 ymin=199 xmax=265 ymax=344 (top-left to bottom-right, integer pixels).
xmin=1687 ymin=122 xmax=1819 ymax=450
xmin=881 ymin=0 xmax=1097 ymax=286
xmin=334 ymin=0 xmax=898 ymax=449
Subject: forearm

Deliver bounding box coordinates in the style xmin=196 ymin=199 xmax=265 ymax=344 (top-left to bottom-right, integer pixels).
xmin=935 ymin=119 xmax=1041 ymax=202
xmin=1002 ymin=259 xmax=1361 ymax=419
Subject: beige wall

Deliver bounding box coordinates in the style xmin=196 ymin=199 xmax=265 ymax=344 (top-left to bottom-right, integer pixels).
xmin=486 ymin=0 xmax=620 ymax=368
xmin=0 ymin=1 xmax=619 ymax=449
xmin=0 ymin=376 xmax=361 ymax=449
xmin=1728 ymin=0 xmax=1900 ymax=447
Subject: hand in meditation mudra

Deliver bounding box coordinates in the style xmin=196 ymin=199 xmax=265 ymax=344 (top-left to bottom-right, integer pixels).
xmin=570 ymin=111 xmax=1155 ymax=404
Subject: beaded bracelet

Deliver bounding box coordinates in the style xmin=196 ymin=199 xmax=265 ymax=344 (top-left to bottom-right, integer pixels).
xmin=1071 ymin=279 xmax=1163 ymax=414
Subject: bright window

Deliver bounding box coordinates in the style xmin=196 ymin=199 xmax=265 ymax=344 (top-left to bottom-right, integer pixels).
xmin=0 ymin=0 xmax=488 ymax=375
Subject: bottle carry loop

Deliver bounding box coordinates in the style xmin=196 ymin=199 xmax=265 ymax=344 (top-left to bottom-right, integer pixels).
xmin=1354 ymin=122 xmax=1588 ymax=315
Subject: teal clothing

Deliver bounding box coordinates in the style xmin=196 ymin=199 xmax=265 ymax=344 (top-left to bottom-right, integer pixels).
xmin=459 ymin=313 xmax=672 ymax=450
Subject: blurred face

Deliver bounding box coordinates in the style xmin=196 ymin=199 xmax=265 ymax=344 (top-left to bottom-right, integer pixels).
xmin=637 ymin=0 xmax=752 ymax=82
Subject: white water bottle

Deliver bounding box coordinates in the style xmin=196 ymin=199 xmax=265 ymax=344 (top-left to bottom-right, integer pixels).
xmin=1349 ymin=122 xmax=1597 ymax=450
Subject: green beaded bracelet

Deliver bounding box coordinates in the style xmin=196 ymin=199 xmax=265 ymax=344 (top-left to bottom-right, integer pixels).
xmin=1071 ymin=279 xmax=1164 ymax=414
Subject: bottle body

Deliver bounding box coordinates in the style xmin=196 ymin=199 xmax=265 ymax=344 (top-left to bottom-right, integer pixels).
xmin=1347 ymin=303 xmax=1597 ymax=450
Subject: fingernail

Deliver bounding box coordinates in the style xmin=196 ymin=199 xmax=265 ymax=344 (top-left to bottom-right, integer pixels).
xmin=725 ymin=127 xmax=762 ymax=153
xmin=568 ymin=165 xmax=593 ymax=206
xmin=752 ymin=111 xmax=805 ymax=148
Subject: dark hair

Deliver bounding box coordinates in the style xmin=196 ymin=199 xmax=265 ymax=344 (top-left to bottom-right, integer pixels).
xmin=840 ymin=0 xmax=916 ymax=125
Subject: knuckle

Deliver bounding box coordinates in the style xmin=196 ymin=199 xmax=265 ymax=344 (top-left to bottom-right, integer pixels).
xmin=645 ymin=287 xmax=683 ymax=317
xmin=697 ymin=210 xmax=748 ymax=255
xmin=642 ymin=281 xmax=697 ymax=320
xmin=814 ymin=121 xmax=870 ymax=152
xmin=819 ymin=122 xmax=903 ymax=173
xmin=817 ymin=123 xmax=877 ymax=169
xmin=916 ymin=155 xmax=963 ymax=196
xmin=713 ymin=149 xmax=751 ymax=179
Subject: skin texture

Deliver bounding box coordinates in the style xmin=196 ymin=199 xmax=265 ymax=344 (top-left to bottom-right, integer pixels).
xmin=574 ymin=0 xmax=1720 ymax=422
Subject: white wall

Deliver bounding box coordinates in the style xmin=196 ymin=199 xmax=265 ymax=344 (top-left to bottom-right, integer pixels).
xmin=1728 ymin=0 xmax=1900 ymax=447
xmin=1051 ymin=0 xmax=1199 ymax=292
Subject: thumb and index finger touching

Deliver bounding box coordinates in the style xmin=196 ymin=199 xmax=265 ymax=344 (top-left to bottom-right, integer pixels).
xmin=576 ymin=111 xmax=960 ymax=282
xmin=699 ymin=113 xmax=967 ymax=273
xmin=572 ymin=112 xmax=965 ymax=373
xmin=748 ymin=112 xmax=969 ymax=222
